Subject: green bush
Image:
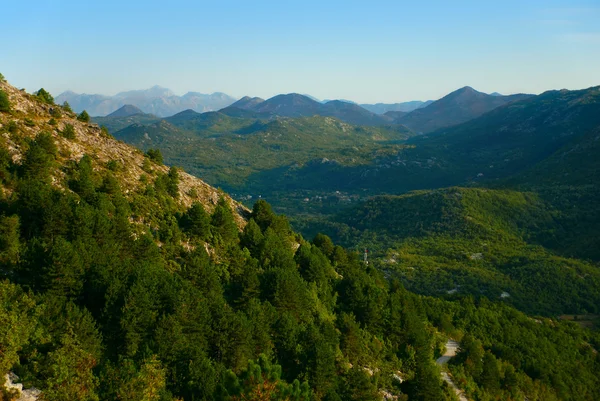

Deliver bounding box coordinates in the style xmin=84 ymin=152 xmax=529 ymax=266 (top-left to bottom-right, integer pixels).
xmin=7 ymin=121 xmax=18 ymax=134
xmin=100 ymin=126 xmax=112 ymax=138
xmin=0 ymin=90 xmax=10 ymax=112
xmin=50 ymin=107 xmax=62 ymax=118
xmin=36 ymin=88 xmax=54 ymax=104
xmin=77 ymin=110 xmax=90 ymax=123
xmin=0 ymin=73 xmax=5 ymax=82
xmin=62 ymin=124 xmax=76 ymax=140
xmin=24 ymin=118 xmax=35 ymax=127
xmin=106 ymin=160 xmax=122 ymax=172
xmin=62 ymin=101 xmax=73 ymax=113
xmin=145 ymin=148 xmax=163 ymax=165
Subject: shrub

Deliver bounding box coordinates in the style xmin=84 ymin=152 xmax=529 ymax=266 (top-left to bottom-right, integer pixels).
xmin=48 ymin=118 xmax=57 ymax=126
xmin=62 ymin=124 xmax=76 ymax=140
xmin=100 ymin=126 xmax=112 ymax=138
xmin=0 ymin=90 xmax=10 ymax=112
xmin=36 ymin=88 xmax=54 ymax=104
xmin=24 ymin=118 xmax=35 ymax=127
xmin=77 ymin=110 xmax=90 ymax=123
xmin=7 ymin=121 xmax=17 ymax=134
xmin=107 ymin=160 xmax=122 ymax=172
xmin=0 ymin=73 xmax=5 ymax=82
xmin=50 ymin=107 xmax=62 ymax=118
xmin=145 ymin=148 xmax=163 ymax=165
xmin=62 ymin=101 xmax=73 ymax=113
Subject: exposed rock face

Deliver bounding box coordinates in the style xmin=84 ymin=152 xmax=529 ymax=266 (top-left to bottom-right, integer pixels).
xmin=4 ymin=373 xmax=41 ymax=401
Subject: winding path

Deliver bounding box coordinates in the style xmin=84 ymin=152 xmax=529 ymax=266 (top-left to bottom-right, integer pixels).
xmin=436 ymin=340 xmax=468 ymax=401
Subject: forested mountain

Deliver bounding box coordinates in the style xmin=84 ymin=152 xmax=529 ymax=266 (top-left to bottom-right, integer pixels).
xmin=92 ymin=107 xmax=159 ymax=133
xmin=56 ymin=86 xmax=238 ymax=117
xmin=226 ymin=94 xmax=393 ymax=126
xmin=3 ymin=77 xmax=599 ymax=401
xmin=112 ymin=114 xmax=413 ymax=188
xmin=395 ymin=87 xmax=532 ymax=133
xmin=297 ymin=187 xmax=600 ymax=315
xmin=247 ymin=85 xmax=600 ymax=199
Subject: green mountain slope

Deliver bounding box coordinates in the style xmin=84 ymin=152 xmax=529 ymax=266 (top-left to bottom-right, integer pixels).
xmin=1 ymin=78 xmax=599 ymax=401
xmin=92 ymin=111 xmax=160 ymax=133
xmin=252 ymin=85 xmax=600 ymax=198
xmin=113 ymin=115 xmax=414 ymax=187
xmin=300 ymin=187 xmax=600 ymax=316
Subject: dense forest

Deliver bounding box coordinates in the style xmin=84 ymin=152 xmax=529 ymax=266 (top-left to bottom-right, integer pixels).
xmin=1 ymin=80 xmax=599 ymax=401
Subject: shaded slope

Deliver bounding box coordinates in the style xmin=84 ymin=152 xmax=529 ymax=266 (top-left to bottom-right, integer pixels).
xmin=397 ymin=86 xmax=532 ymax=133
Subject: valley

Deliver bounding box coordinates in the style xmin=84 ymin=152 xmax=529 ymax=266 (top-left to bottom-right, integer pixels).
xmin=1 ymin=76 xmax=599 ymax=401
xmin=3 ymin=1 xmax=599 ymax=400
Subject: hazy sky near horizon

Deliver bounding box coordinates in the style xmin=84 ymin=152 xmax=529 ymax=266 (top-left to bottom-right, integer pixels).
xmin=3 ymin=0 xmax=599 ymax=103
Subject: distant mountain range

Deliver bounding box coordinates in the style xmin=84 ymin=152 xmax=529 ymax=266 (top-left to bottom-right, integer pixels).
xmin=360 ymin=100 xmax=433 ymax=114
xmin=56 ymin=85 xmax=519 ymax=127
xmin=55 ymin=86 xmax=238 ymax=117
xmin=222 ymin=93 xmax=394 ymax=126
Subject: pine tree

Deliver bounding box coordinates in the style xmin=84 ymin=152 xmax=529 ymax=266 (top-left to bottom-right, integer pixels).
xmin=35 ymin=88 xmax=54 ymax=104
xmin=181 ymin=202 xmax=211 ymax=239
xmin=211 ymin=197 xmax=239 ymax=243
xmin=77 ymin=110 xmax=90 ymax=122
xmin=0 ymin=89 xmax=10 ymax=112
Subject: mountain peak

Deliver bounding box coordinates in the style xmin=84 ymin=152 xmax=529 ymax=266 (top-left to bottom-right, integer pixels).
xmin=396 ymin=86 xmax=532 ymax=133
xmin=107 ymin=104 xmax=145 ymax=118
xmin=229 ymin=96 xmax=265 ymax=110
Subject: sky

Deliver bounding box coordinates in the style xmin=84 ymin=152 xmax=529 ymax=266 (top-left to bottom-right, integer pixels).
xmin=2 ymin=0 xmax=599 ymax=103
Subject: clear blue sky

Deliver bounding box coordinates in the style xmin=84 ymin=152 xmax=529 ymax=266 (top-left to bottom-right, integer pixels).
xmin=2 ymin=0 xmax=599 ymax=103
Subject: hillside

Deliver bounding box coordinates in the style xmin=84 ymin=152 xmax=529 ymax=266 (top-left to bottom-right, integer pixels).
xmin=0 ymin=81 xmax=247 ymax=226
xmin=2 ymin=78 xmax=600 ymax=401
xmin=300 ymin=187 xmax=600 ymax=316
xmin=396 ymin=86 xmax=532 ymax=133
xmin=239 ymin=93 xmax=393 ymax=126
xmin=259 ymin=85 xmax=600 ymax=199
xmin=112 ymin=115 xmax=413 ymax=188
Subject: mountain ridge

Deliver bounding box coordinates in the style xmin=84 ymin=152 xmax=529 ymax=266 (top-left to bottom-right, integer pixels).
xmin=396 ymin=86 xmax=532 ymax=133
xmin=56 ymin=87 xmax=238 ymax=117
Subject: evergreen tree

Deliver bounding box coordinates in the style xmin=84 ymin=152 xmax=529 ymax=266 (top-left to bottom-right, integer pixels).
xmin=166 ymin=166 xmax=179 ymax=198
xmin=479 ymin=351 xmax=500 ymax=392
xmin=0 ymin=89 xmax=10 ymax=112
xmin=211 ymin=197 xmax=239 ymax=244
xmin=35 ymin=88 xmax=54 ymax=104
xmin=0 ymin=281 xmax=37 ymax=377
xmin=77 ymin=110 xmax=90 ymax=122
xmin=62 ymin=101 xmax=73 ymax=113
xmin=240 ymin=219 xmax=264 ymax=257
xmin=43 ymin=329 xmax=99 ymax=401
xmin=181 ymin=201 xmax=211 ymax=239
xmin=0 ymin=215 xmax=21 ymax=267
xmin=221 ymin=354 xmax=311 ymax=401
xmin=145 ymin=148 xmax=164 ymax=164
xmin=62 ymin=123 xmax=76 ymax=139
